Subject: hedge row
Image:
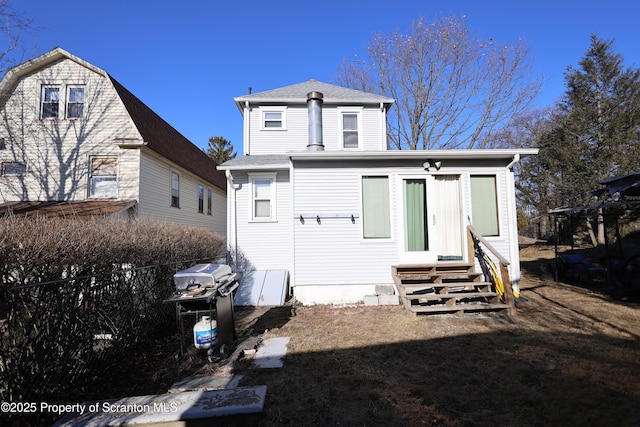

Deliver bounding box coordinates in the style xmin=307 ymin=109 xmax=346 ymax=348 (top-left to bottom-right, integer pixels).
xmin=0 ymin=216 xmax=226 ymax=411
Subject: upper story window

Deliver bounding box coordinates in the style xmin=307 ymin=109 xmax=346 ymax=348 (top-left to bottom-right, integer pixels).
xmin=1 ymin=162 xmax=26 ymax=177
xmin=89 ymin=157 xmax=117 ymax=198
xmin=41 ymin=85 xmax=60 ymax=119
xmin=261 ymin=107 xmax=287 ymax=130
xmin=171 ymin=172 xmax=180 ymax=207
xmin=66 ymin=86 xmax=85 ymax=119
xmin=470 ymin=175 xmax=499 ymax=237
xmin=249 ymin=173 xmax=277 ymax=221
xmin=339 ymin=108 xmax=362 ymax=149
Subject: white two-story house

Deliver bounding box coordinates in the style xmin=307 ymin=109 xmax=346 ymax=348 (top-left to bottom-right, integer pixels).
xmin=219 ymin=80 xmax=536 ymax=308
xmin=0 ymin=47 xmax=226 ymax=234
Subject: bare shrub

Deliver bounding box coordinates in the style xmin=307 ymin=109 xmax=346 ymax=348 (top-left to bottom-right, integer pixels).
xmin=0 ymin=216 xmax=225 ymax=409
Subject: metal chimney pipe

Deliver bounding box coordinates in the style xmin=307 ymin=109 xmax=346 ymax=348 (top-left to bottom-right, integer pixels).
xmin=307 ymin=91 xmax=324 ymax=151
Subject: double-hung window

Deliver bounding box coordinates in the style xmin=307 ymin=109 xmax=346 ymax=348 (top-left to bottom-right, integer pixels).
xmin=66 ymin=86 xmax=85 ymax=119
xmin=470 ymin=175 xmax=500 ymax=237
xmin=41 ymin=85 xmax=60 ymax=119
xmin=250 ymin=173 xmax=276 ymax=221
xmin=362 ymin=176 xmax=391 ymax=238
xmin=339 ymin=108 xmax=362 ymax=149
xmin=171 ymin=172 xmax=180 ymax=207
xmin=261 ymin=107 xmax=286 ymax=130
xmin=89 ymin=157 xmax=117 ymax=198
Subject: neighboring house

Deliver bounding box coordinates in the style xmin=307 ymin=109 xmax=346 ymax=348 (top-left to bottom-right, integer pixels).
xmin=219 ymin=80 xmax=537 ymax=308
xmin=0 ymin=47 xmax=226 ymax=234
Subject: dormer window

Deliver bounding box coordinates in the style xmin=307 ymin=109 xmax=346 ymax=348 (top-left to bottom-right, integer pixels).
xmin=261 ymin=107 xmax=287 ymax=130
xmin=41 ymin=85 xmax=60 ymax=119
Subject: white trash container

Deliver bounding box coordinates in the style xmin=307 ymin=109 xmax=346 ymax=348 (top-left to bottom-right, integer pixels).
xmin=193 ymin=315 xmax=217 ymax=350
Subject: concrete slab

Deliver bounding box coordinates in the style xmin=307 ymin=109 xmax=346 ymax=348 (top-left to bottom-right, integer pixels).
xmin=363 ymin=295 xmax=379 ymax=306
xmin=375 ymin=285 xmax=395 ymax=295
xmin=168 ymin=375 xmax=242 ymax=393
xmin=53 ymin=386 xmax=267 ymax=427
xmin=378 ymin=294 xmax=400 ymax=305
xmin=252 ymin=337 xmax=290 ymax=369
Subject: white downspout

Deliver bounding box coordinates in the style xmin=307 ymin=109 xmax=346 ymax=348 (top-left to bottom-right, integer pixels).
xmin=225 ymin=170 xmax=240 ymax=271
xmin=243 ymin=101 xmax=251 ymax=155
xmin=506 ymin=154 xmax=521 ymax=293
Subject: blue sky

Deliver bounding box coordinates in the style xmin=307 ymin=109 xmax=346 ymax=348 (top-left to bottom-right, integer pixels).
xmin=15 ymin=0 xmax=640 ymax=155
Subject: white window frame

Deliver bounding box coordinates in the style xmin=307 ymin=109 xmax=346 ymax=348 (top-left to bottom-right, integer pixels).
xmin=88 ymin=156 xmax=118 ymax=198
xmin=66 ymin=85 xmax=85 ymax=119
xmin=40 ymin=85 xmax=60 ymax=119
xmin=338 ymin=107 xmax=363 ymax=150
xmin=260 ymin=106 xmax=287 ymax=130
xmin=361 ymin=175 xmax=392 ymax=240
xmin=470 ymin=174 xmax=501 ymax=237
xmin=171 ymin=171 xmax=180 ymax=207
xmin=1 ymin=162 xmax=27 ymax=177
xmin=249 ymin=172 xmax=277 ymax=222
xmin=207 ymin=188 xmax=212 ymax=215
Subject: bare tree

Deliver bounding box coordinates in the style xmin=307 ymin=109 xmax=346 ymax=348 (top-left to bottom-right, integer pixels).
xmin=0 ymin=0 xmax=35 ymax=76
xmin=337 ymin=16 xmax=542 ymax=150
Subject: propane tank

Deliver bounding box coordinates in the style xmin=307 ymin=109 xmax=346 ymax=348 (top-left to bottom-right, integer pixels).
xmin=193 ymin=315 xmax=217 ymax=350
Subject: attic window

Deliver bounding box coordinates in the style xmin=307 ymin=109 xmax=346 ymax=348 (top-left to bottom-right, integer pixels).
xmin=41 ymin=85 xmax=60 ymax=119
xmin=261 ymin=107 xmax=287 ymax=130
xmin=66 ymin=86 xmax=85 ymax=119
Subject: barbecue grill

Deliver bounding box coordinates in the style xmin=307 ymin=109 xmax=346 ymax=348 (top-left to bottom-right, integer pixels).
xmin=163 ymin=263 xmax=240 ymax=359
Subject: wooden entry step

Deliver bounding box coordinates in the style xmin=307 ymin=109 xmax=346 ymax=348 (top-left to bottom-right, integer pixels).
xmin=392 ymin=264 xmax=508 ymax=316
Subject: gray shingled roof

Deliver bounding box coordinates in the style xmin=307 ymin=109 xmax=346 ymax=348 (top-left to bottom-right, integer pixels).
xmin=218 ymin=154 xmax=291 ymax=170
xmin=234 ymin=80 xmax=394 ymax=107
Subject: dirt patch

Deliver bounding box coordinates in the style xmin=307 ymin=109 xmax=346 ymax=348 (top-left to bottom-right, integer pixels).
xmin=54 ymin=244 xmax=640 ymax=426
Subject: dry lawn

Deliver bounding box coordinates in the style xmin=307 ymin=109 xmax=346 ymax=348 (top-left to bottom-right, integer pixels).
xmin=231 ymin=244 xmax=640 ymax=426
xmin=63 ymin=244 xmax=640 ymax=427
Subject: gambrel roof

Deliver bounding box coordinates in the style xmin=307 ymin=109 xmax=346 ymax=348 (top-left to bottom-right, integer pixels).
xmin=234 ymin=79 xmax=394 ymax=112
xmin=0 ymin=47 xmax=225 ymax=191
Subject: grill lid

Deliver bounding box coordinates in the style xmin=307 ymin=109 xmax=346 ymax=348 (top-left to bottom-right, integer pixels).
xmin=173 ymin=263 xmax=233 ymax=291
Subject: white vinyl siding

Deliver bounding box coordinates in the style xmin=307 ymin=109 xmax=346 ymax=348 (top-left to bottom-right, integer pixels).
xmin=292 ymin=163 xmax=398 ymax=287
xmin=246 ymin=105 xmax=387 ymax=155
xmin=138 ymin=152 xmax=227 ymax=234
xmin=231 ymin=170 xmax=291 ymax=271
xmin=0 ymin=58 xmax=137 ymax=201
